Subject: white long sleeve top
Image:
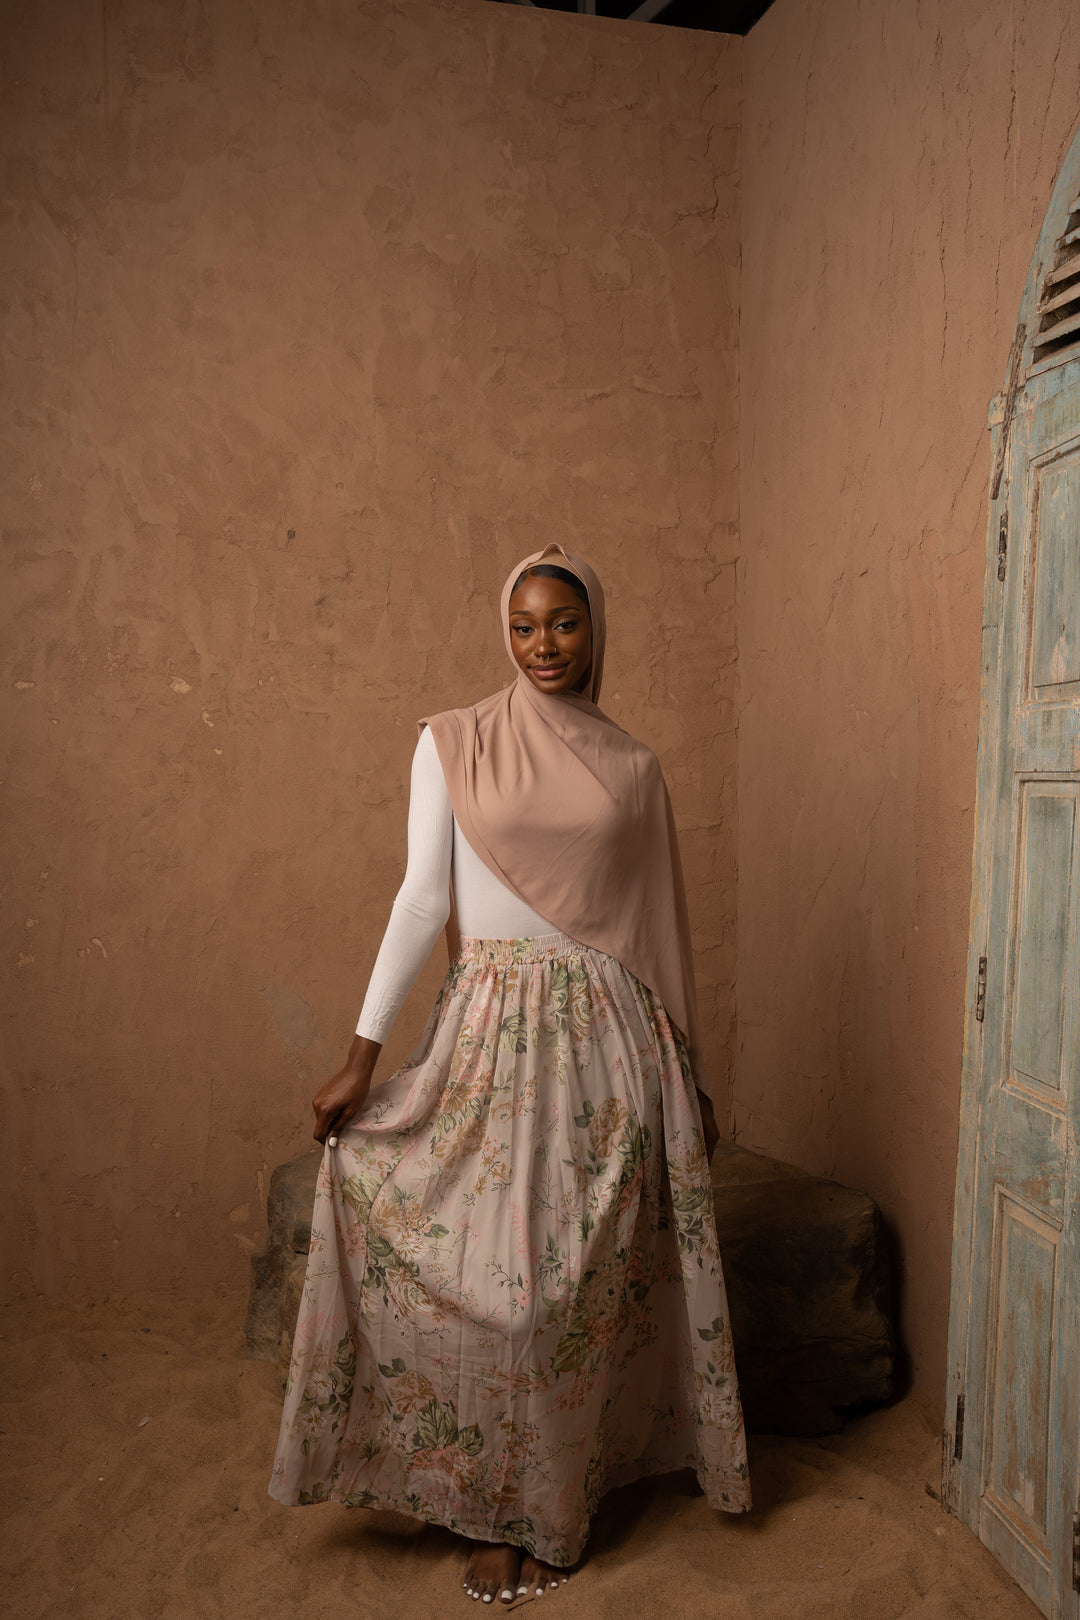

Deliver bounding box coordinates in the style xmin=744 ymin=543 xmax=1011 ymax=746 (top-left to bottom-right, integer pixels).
xmin=355 ymin=726 xmax=556 ymax=1044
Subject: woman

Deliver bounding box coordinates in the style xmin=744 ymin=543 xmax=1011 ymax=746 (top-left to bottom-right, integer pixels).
xmin=269 ymin=545 xmax=750 ymax=1603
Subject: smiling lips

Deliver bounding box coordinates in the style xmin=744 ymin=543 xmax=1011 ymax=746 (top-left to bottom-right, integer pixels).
xmin=530 ymin=663 xmax=568 ymax=681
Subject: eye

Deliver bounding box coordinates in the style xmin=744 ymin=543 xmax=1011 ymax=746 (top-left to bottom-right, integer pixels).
xmin=511 ymin=623 xmax=533 ymax=636
xmin=556 ymin=619 xmax=580 ymax=632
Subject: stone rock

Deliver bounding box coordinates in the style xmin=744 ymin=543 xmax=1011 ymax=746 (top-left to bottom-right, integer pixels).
xmin=710 ymin=1139 xmax=895 ymax=1435
xmin=246 ymin=1140 xmax=894 ymax=1436
xmin=243 ymin=1149 xmax=322 ymax=1389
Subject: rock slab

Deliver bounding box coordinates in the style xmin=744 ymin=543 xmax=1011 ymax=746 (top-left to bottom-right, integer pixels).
xmin=709 ymin=1139 xmax=894 ymax=1434
xmin=246 ymin=1140 xmax=894 ymax=1435
xmin=243 ymin=1150 xmax=323 ymax=1390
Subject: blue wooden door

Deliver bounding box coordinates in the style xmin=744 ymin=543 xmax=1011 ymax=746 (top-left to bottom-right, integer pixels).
xmin=944 ymin=127 xmax=1080 ymax=1620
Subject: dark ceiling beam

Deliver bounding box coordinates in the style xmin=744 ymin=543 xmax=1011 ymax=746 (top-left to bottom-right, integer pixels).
xmin=485 ymin=0 xmax=776 ymax=34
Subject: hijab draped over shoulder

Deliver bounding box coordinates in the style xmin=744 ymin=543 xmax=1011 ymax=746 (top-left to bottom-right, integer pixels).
xmin=422 ymin=544 xmax=703 ymax=1076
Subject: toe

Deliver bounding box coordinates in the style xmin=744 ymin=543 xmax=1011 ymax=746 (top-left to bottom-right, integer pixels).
xmin=519 ymin=1557 xmax=535 ymax=1585
xmin=529 ymin=1559 xmax=567 ymax=1594
xmin=519 ymin=1555 xmax=545 ymax=1597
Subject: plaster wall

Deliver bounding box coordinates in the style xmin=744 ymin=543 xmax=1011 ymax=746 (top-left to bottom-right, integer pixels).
xmin=1 ymin=0 xmax=740 ymax=1301
xmin=738 ymin=0 xmax=1080 ymax=1395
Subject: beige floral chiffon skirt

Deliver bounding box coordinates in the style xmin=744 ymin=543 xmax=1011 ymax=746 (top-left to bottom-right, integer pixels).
xmin=269 ymin=933 xmax=750 ymax=1565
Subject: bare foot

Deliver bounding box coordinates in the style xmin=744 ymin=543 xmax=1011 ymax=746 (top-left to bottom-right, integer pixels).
xmin=517 ymin=1553 xmax=569 ymax=1598
xmin=463 ymin=1542 xmax=521 ymax=1604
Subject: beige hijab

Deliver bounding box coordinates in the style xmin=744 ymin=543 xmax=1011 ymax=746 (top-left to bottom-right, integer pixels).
xmin=423 ymin=544 xmax=702 ymax=1074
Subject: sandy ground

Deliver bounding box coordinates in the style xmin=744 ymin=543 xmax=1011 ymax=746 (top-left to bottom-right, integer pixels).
xmin=0 ymin=1293 xmax=1040 ymax=1620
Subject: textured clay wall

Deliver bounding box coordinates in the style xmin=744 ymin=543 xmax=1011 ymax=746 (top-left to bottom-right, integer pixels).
xmin=738 ymin=0 xmax=1080 ymax=1396
xmin=1 ymin=0 xmax=740 ymax=1301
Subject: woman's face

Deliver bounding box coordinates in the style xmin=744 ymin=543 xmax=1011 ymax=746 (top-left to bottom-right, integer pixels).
xmin=508 ymin=573 xmax=593 ymax=696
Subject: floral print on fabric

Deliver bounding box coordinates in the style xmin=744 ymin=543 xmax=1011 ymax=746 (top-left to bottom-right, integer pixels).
xmin=269 ymin=933 xmax=750 ymax=1564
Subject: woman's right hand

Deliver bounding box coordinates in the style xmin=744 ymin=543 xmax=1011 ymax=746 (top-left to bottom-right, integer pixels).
xmin=312 ymin=1034 xmax=381 ymax=1144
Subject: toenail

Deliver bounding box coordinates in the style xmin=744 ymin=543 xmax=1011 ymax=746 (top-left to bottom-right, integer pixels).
xmin=483 ymin=1596 xmax=493 ymax=1604
xmin=517 ymin=1586 xmax=528 ymax=1595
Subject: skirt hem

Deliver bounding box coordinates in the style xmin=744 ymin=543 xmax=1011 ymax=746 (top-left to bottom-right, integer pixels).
xmin=268 ymin=1452 xmax=748 ymax=1566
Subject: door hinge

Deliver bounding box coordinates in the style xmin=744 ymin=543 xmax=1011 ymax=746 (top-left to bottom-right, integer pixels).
xmin=997 ymin=510 xmax=1008 ymax=582
xmin=954 ymin=1392 xmax=965 ymax=1461
xmin=1073 ymin=1512 xmax=1080 ymax=1594
xmin=975 ymin=957 xmax=988 ymax=1023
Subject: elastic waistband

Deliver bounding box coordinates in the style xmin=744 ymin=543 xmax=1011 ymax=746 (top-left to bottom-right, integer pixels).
xmin=457 ymin=932 xmax=588 ymax=967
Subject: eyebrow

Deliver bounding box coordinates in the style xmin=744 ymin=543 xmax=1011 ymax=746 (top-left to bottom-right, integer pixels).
xmin=509 ymin=603 xmax=583 ymax=618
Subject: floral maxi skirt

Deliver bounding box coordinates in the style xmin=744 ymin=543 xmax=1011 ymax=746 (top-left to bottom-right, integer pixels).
xmin=269 ymin=933 xmax=751 ymax=1564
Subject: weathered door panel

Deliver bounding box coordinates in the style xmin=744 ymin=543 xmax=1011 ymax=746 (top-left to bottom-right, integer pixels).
xmin=1008 ymin=782 xmax=1076 ymax=1100
xmin=1030 ymin=459 xmax=1080 ymax=696
xmin=980 ymin=1193 xmax=1061 ymax=1602
xmin=945 ymin=127 xmax=1080 ymax=1620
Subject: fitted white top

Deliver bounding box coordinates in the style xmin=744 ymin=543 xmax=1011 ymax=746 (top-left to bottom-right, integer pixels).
xmin=355 ymin=726 xmax=556 ymax=1044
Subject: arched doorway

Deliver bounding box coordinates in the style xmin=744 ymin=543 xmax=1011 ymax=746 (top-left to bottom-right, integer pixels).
xmin=944 ymin=125 xmax=1080 ymax=1619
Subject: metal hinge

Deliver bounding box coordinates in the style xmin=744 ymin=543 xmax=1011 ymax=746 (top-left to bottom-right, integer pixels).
xmin=954 ymin=1392 xmax=965 ymax=1461
xmin=1073 ymin=1512 xmax=1080 ymax=1593
xmin=997 ymin=510 xmax=1008 ymax=582
xmin=975 ymin=957 xmax=988 ymax=1023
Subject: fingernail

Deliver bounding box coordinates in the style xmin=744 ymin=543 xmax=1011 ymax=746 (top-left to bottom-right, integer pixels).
xmin=328 ymin=1135 xmax=338 ymax=1147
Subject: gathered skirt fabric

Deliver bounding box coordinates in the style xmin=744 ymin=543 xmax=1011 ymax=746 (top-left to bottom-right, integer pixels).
xmin=269 ymin=933 xmax=750 ymax=1564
